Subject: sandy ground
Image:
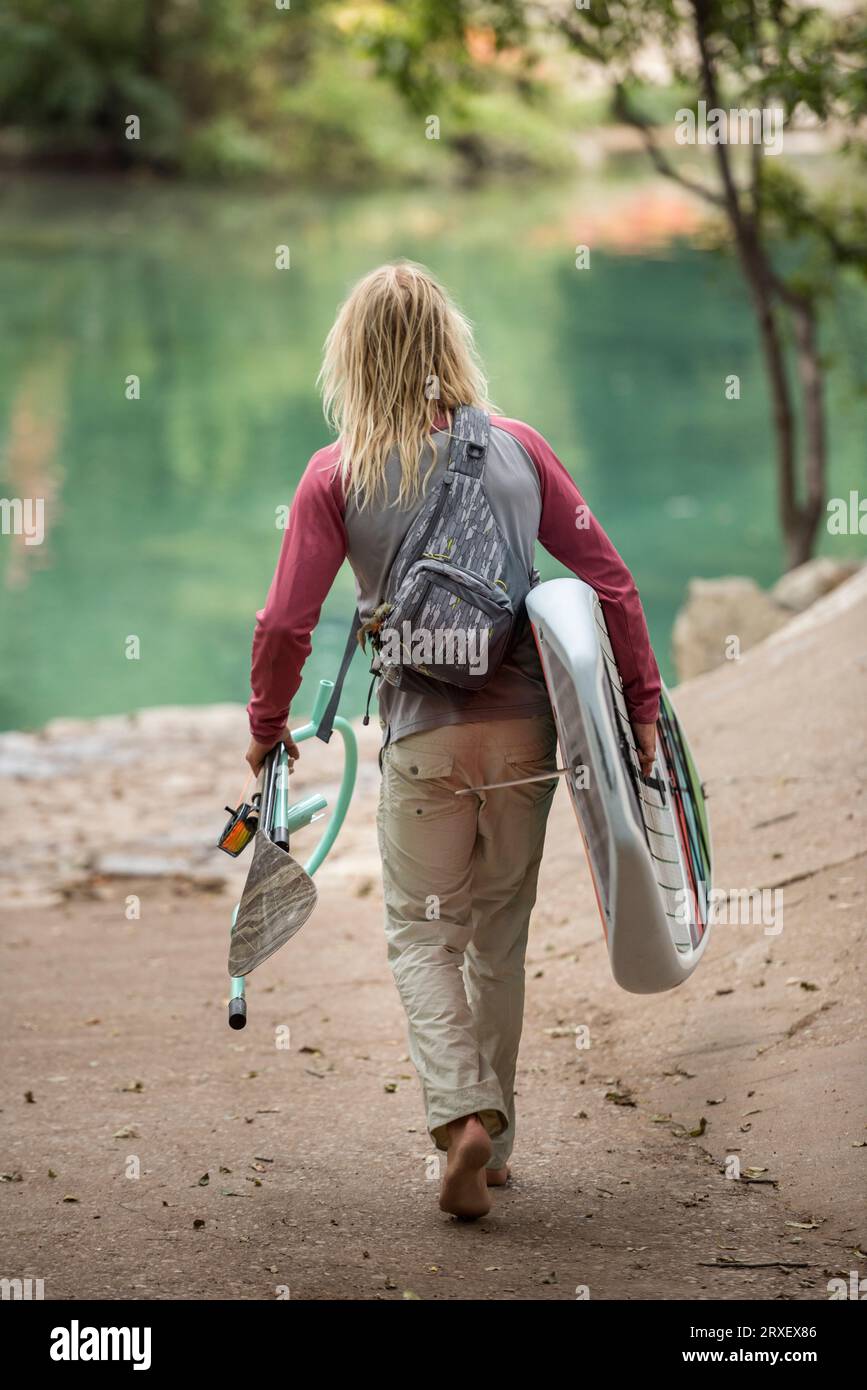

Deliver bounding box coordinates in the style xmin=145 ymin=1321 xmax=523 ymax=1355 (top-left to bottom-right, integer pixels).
xmin=1 ymin=574 xmax=865 ymax=1301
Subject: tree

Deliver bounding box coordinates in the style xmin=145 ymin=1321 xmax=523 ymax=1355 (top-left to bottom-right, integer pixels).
xmin=355 ymin=0 xmax=867 ymax=569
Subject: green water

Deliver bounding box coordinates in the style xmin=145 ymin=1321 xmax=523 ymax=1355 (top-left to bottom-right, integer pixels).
xmin=1 ymin=173 xmax=865 ymax=732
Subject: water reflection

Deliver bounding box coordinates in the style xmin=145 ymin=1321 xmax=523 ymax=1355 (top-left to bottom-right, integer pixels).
xmin=0 ymin=175 xmax=864 ymax=730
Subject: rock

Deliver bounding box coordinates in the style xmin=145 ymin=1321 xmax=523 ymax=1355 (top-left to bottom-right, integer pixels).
xmin=771 ymin=557 xmax=861 ymax=613
xmin=672 ymin=577 xmax=789 ymax=680
xmin=87 ymin=853 xmax=229 ymax=887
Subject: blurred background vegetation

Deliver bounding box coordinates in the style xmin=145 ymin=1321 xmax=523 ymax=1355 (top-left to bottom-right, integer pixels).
xmin=0 ymin=0 xmax=586 ymax=183
xmin=0 ymin=1 xmax=865 ymax=729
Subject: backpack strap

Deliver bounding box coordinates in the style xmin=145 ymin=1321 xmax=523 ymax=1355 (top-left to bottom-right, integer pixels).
xmin=447 ymin=405 xmax=490 ymax=479
xmin=315 ymin=608 xmax=362 ymax=744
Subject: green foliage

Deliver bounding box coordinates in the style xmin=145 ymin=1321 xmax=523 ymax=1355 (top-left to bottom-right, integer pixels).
xmin=0 ymin=0 xmax=570 ymax=181
xmin=345 ymin=0 xmax=531 ymax=111
xmin=0 ymin=0 xmax=281 ymax=167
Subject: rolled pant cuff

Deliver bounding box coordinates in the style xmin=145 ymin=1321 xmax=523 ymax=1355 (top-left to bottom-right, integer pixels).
xmin=428 ymin=1085 xmax=508 ymax=1152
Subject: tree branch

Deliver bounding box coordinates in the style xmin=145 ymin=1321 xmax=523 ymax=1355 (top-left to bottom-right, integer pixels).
xmin=612 ymin=83 xmax=726 ymax=209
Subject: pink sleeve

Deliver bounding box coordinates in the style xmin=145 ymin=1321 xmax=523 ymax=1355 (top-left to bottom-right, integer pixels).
xmin=247 ymin=444 xmax=347 ymax=744
xmin=494 ymin=418 xmax=661 ymax=725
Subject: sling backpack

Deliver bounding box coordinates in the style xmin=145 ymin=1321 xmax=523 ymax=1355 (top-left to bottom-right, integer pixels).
xmin=318 ymin=406 xmax=537 ymax=742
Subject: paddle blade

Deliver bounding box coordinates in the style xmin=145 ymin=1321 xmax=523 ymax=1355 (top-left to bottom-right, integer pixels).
xmin=228 ymin=831 xmax=318 ymax=977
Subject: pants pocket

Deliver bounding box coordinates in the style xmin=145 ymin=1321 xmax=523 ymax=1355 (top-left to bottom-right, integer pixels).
xmin=383 ymin=741 xmax=457 ymax=822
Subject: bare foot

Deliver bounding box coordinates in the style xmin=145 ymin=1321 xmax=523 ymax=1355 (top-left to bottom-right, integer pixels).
xmin=486 ymin=1164 xmax=511 ymax=1187
xmin=439 ymin=1114 xmax=492 ymax=1219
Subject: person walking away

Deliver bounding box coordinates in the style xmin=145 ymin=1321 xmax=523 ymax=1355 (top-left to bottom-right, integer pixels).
xmin=245 ymin=263 xmax=660 ymax=1218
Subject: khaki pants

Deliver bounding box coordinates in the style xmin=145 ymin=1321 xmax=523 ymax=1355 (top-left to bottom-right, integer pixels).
xmin=376 ymin=713 xmax=558 ymax=1167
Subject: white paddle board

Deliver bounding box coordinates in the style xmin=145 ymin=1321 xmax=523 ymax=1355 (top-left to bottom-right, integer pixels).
xmin=526 ymin=577 xmax=713 ymax=993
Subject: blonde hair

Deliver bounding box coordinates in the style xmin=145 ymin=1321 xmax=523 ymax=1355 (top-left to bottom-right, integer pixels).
xmin=318 ymin=261 xmax=494 ymax=509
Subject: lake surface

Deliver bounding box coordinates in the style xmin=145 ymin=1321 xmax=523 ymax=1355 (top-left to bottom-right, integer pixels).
xmin=1 ymin=172 xmax=865 ymax=732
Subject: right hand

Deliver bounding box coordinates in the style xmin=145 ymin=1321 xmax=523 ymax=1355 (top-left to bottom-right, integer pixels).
xmin=245 ymin=727 xmax=300 ymax=777
xmin=632 ymin=722 xmax=657 ymax=779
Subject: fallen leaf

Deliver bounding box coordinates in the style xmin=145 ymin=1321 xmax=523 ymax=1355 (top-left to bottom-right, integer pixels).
xmin=113 ymin=1126 xmax=138 ymax=1139
xmin=197 ymin=1173 xmax=210 ymax=1186
xmin=605 ymin=1087 xmax=636 ymax=1107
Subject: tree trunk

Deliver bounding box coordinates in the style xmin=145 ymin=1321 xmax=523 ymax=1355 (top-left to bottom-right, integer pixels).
xmin=690 ymin=0 xmax=826 ymax=572
xmin=739 ymin=243 xmax=802 ymax=567
xmin=787 ymin=297 xmax=827 ymax=567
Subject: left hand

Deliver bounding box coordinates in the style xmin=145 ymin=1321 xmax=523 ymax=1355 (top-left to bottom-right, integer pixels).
xmin=632 ymin=722 xmax=657 ymax=779
xmin=245 ymin=726 xmax=300 ymax=777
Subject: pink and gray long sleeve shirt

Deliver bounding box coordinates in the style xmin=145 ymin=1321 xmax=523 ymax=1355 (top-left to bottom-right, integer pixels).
xmin=248 ymin=416 xmax=661 ymax=746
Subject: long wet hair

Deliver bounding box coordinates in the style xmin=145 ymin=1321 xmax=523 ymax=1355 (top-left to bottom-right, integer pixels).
xmin=318 ymin=261 xmax=493 ymax=510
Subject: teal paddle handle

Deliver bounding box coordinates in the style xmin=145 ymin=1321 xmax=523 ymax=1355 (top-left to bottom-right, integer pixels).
xmin=285 ymin=792 xmax=327 ymax=836
xmin=289 ymin=678 xmax=358 ymax=876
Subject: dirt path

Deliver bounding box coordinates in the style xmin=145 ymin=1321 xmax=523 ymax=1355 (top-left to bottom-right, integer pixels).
xmin=2 ymin=576 xmax=865 ymax=1300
